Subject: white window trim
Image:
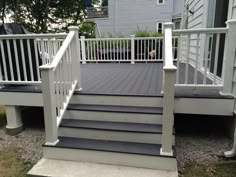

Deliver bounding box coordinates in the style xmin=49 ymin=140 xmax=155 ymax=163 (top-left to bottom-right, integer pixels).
xmin=157 ymin=0 xmax=165 ymax=5
xmin=157 ymin=22 xmax=164 ymax=33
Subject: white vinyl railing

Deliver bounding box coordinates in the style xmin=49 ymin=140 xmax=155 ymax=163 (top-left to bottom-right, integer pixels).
xmin=0 ymin=34 xmax=66 ymax=85
xmin=40 ymin=27 xmax=81 ymax=145
xmin=174 ymin=27 xmax=228 ymax=86
xmin=80 ymin=35 xmax=179 ymax=64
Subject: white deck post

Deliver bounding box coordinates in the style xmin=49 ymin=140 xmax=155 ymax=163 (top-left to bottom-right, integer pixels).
xmin=5 ymin=106 xmax=24 ymax=135
xmin=161 ymin=23 xmax=176 ymax=156
xmin=131 ymin=35 xmax=135 ymax=64
xmin=69 ymin=27 xmax=82 ymax=91
xmin=81 ymin=36 xmax=87 ymax=64
xmin=40 ymin=66 xmax=59 ymax=145
xmin=221 ymin=20 xmax=236 ymax=95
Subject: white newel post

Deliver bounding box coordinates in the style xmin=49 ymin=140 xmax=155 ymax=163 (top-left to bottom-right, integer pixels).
xmin=81 ymin=36 xmax=87 ymax=64
xmin=69 ymin=26 xmax=82 ymax=91
xmin=161 ymin=23 xmax=176 ymax=156
xmin=131 ymin=35 xmax=135 ymax=64
xmin=221 ymin=20 xmax=236 ymax=95
xmin=40 ymin=66 xmax=59 ymax=145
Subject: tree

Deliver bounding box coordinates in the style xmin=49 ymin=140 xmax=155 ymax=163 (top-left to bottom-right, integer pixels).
xmin=0 ymin=0 xmax=99 ymax=33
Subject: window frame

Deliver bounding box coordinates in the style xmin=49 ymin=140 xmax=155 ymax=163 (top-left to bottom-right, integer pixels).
xmin=157 ymin=0 xmax=165 ymax=5
xmin=157 ymin=22 xmax=164 ymax=33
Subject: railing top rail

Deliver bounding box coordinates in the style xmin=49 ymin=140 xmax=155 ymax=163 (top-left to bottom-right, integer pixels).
xmin=40 ymin=31 xmax=75 ymax=70
xmin=82 ymin=36 xmax=168 ymax=41
xmin=0 ymin=33 xmax=67 ymax=39
xmin=173 ymin=27 xmax=228 ymax=35
xmin=83 ymin=37 xmax=131 ymax=41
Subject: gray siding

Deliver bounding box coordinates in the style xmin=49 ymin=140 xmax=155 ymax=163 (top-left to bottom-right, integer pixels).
xmin=228 ymin=0 xmax=236 ymax=19
xmin=94 ymin=0 xmax=182 ymax=36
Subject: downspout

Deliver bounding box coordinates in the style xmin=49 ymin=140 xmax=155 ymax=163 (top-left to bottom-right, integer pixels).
xmin=224 ymin=118 xmax=236 ymax=157
xmin=115 ymin=0 xmax=117 ymax=34
xmin=224 ymin=100 xmax=236 ymax=157
xmin=224 ymin=0 xmax=236 ymax=158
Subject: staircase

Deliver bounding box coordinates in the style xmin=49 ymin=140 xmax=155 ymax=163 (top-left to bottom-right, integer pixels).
xmin=43 ymin=93 xmax=177 ymax=171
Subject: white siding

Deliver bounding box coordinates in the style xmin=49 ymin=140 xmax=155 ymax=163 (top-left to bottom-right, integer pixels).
xmin=228 ymin=0 xmax=236 ymax=19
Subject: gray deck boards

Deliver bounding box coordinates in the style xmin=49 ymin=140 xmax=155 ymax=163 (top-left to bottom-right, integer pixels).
xmin=0 ymin=63 xmax=225 ymax=98
xmin=80 ymin=63 xmax=211 ymax=95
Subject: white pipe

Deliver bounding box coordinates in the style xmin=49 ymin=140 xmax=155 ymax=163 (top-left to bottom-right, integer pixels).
xmin=115 ymin=0 xmax=118 ymax=34
xmin=224 ymin=109 xmax=236 ymax=157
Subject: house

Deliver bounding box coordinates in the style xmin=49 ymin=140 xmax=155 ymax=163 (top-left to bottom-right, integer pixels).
xmin=86 ymin=0 xmax=184 ymax=37
xmin=181 ymin=0 xmax=236 ymax=157
xmin=0 ymin=1 xmax=236 ymax=176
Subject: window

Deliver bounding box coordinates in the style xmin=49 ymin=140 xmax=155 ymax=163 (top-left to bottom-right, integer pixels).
xmin=157 ymin=0 xmax=164 ymax=5
xmin=157 ymin=22 xmax=163 ymax=33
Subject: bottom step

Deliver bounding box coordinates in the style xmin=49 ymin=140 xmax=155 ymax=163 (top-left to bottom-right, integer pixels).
xmin=43 ymin=137 xmax=177 ymax=171
xmin=28 ymin=158 xmax=178 ymax=177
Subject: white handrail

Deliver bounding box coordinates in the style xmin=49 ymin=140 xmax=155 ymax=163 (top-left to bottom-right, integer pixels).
xmin=40 ymin=27 xmax=81 ymax=145
xmin=0 ymin=33 xmax=67 ymax=39
xmin=173 ymin=28 xmax=228 ymax=35
xmin=42 ymin=31 xmax=75 ymax=70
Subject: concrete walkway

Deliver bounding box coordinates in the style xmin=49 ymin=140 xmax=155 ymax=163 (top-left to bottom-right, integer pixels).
xmin=28 ymin=158 xmax=178 ymax=177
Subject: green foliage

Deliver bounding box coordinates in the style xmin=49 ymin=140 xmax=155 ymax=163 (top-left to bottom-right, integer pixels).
xmin=0 ymin=0 xmax=99 ymax=33
xmin=80 ymin=22 xmax=96 ymax=38
xmin=134 ymin=29 xmax=163 ymax=37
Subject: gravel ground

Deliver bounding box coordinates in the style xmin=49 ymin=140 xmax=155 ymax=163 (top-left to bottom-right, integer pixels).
xmin=176 ymin=134 xmax=232 ymax=174
xmin=0 ymin=122 xmax=233 ymax=173
xmin=0 ymin=126 xmax=45 ymax=164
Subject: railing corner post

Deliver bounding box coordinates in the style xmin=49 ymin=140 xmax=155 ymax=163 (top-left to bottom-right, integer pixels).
xmin=81 ymin=36 xmax=87 ymax=64
xmin=40 ymin=67 xmax=59 ymax=146
xmin=221 ymin=20 xmax=236 ymax=96
xmin=69 ymin=26 xmax=82 ymax=91
xmin=131 ymin=34 xmax=135 ymax=64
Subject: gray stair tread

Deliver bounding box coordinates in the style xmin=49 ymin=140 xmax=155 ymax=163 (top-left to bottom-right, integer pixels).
xmin=60 ymin=119 xmax=162 ymax=133
xmin=50 ymin=137 xmax=175 ymax=157
xmin=67 ymin=104 xmax=163 ymax=114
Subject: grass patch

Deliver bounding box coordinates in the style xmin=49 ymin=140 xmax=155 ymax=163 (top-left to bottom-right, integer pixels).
xmin=0 ymin=105 xmax=6 ymax=127
xmin=182 ymin=162 xmax=236 ymax=177
xmin=0 ymin=149 xmax=32 ymax=177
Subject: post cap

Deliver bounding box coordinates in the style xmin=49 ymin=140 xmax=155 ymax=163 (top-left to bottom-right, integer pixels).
xmin=163 ymin=22 xmax=174 ymax=29
xmin=68 ymin=26 xmax=79 ymax=31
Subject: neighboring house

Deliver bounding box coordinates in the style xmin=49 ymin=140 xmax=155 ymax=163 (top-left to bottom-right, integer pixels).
xmin=86 ymin=0 xmax=184 ymax=36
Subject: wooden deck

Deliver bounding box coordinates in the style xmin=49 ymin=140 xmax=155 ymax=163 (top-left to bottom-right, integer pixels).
xmin=80 ymin=63 xmax=212 ymax=96
xmin=0 ymin=63 xmax=224 ymax=97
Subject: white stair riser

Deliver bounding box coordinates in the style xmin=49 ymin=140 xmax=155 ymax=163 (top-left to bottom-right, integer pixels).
xmin=71 ymin=95 xmax=163 ymax=107
xmin=64 ymin=110 xmax=162 ymax=124
xmin=43 ymin=147 xmax=177 ymax=171
xmin=58 ymin=128 xmax=175 ymax=145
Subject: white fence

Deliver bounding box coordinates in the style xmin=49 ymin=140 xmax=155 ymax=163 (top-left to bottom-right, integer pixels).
xmin=80 ymin=35 xmax=179 ymax=63
xmin=174 ymin=28 xmax=228 ymax=86
xmin=40 ymin=27 xmax=81 ymax=145
xmin=0 ymin=34 xmax=66 ymax=85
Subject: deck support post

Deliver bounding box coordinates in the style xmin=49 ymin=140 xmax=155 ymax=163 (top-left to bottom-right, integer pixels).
xmin=40 ymin=67 xmax=59 ymax=146
xmin=5 ymin=106 xmax=24 ymax=135
xmin=221 ymin=20 xmax=236 ymax=96
xmin=69 ymin=27 xmax=82 ymax=91
xmin=81 ymin=36 xmax=87 ymax=64
xmin=131 ymin=35 xmax=135 ymax=64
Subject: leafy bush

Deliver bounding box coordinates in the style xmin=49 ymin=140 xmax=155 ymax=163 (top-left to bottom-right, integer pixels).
xmin=134 ymin=30 xmax=163 ymax=37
